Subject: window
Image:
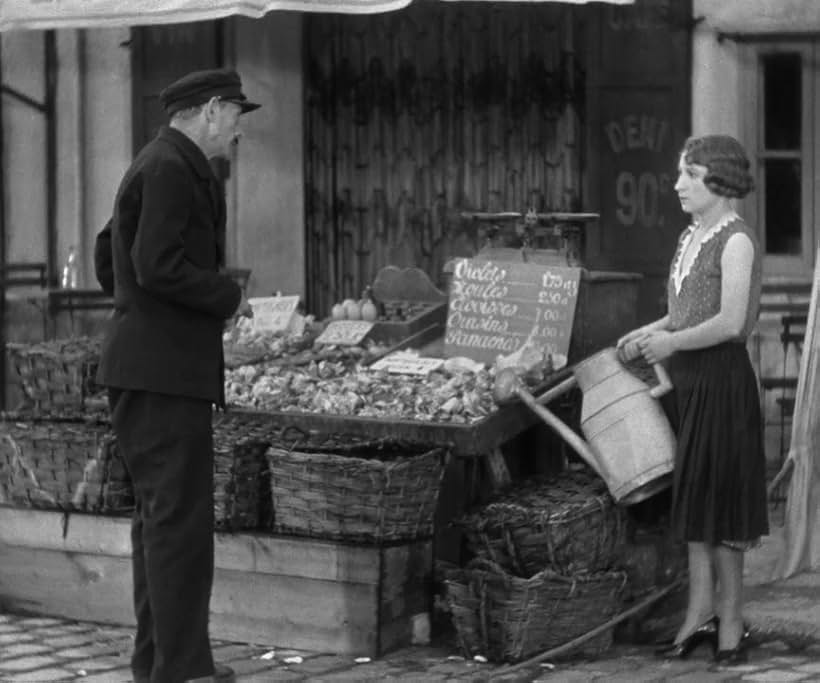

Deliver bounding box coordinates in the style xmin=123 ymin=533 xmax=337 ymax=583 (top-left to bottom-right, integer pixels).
xmin=742 ymin=43 xmax=815 ymax=275
xmin=761 ymin=53 xmax=802 ymax=255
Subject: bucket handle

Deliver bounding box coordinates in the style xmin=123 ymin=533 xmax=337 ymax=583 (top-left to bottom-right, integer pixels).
xmin=507 ymin=380 xmax=605 ymax=480
xmin=649 ymin=363 xmax=673 ymax=399
xmin=534 ymin=359 xmax=673 ymax=403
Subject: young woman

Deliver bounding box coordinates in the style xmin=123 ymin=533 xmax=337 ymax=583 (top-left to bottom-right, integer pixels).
xmin=617 ymin=134 xmax=768 ymax=665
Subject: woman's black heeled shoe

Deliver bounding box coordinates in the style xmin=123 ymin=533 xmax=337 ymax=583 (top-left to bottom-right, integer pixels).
xmin=708 ymin=616 xmax=753 ymax=643
xmin=654 ymin=619 xmax=718 ymax=660
xmin=712 ymin=620 xmax=752 ymax=666
xmin=714 ymin=641 xmax=748 ymax=666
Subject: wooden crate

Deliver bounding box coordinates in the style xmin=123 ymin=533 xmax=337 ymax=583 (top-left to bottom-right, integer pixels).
xmin=0 ymin=507 xmax=432 ymax=657
xmin=367 ymin=265 xmax=448 ymax=346
xmin=367 ymin=302 xmax=448 ymax=347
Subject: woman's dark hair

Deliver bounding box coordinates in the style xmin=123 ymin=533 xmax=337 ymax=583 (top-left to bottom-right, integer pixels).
xmin=681 ymin=135 xmax=755 ymax=199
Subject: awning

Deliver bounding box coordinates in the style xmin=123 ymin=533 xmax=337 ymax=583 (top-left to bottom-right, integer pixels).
xmin=0 ymin=0 xmax=633 ymax=32
xmin=770 ymin=248 xmax=820 ymax=579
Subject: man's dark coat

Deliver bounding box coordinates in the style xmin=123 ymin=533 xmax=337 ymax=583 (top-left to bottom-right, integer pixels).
xmin=94 ymin=126 xmax=241 ymax=404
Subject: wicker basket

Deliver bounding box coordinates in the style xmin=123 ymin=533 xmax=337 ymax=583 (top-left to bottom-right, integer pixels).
xmin=0 ymin=418 xmax=133 ymax=515
xmin=439 ymin=559 xmax=627 ymax=662
xmin=211 ymin=411 xmax=277 ymax=532
xmin=7 ymin=337 xmax=105 ymax=417
xmin=457 ymin=467 xmax=627 ymax=577
xmin=266 ymin=437 xmax=448 ymax=543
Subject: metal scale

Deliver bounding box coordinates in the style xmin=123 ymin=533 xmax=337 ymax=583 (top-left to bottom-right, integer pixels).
xmin=460 ymin=209 xmax=599 ymax=267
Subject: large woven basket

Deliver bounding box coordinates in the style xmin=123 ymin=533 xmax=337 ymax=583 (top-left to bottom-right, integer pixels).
xmin=211 ymin=411 xmax=280 ymax=532
xmin=439 ymin=559 xmax=627 ymax=662
xmin=266 ymin=436 xmax=448 ymax=543
xmin=0 ymin=417 xmax=133 ymax=515
xmin=7 ymin=337 xmax=105 ymax=417
xmin=457 ymin=467 xmax=627 ymax=577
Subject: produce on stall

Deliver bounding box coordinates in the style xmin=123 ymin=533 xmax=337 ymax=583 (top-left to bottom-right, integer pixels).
xmin=227 ymin=360 xmax=497 ymax=422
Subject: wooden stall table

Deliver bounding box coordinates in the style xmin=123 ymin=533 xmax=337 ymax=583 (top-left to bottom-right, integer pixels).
xmin=229 ymin=365 xmax=573 ymax=563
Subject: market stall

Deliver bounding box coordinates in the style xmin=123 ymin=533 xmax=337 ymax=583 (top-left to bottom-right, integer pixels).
xmin=0 ymin=255 xmax=687 ymax=662
xmin=0 ymin=0 xmax=701 ymax=663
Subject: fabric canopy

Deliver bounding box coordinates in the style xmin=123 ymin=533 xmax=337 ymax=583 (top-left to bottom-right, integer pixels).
xmin=771 ymin=248 xmax=820 ymax=580
xmin=0 ymin=0 xmax=633 ymax=32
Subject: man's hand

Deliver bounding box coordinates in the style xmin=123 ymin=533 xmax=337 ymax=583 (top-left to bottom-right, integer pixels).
xmin=236 ymin=291 xmax=253 ymax=318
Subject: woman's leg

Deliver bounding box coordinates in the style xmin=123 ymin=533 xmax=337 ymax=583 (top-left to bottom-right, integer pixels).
xmin=714 ymin=544 xmax=745 ymax=650
xmin=676 ymin=541 xmax=716 ymax=642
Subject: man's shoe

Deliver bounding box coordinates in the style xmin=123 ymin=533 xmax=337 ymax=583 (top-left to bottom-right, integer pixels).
xmin=186 ymin=662 xmax=236 ymax=683
xmin=213 ymin=663 xmax=235 ymax=682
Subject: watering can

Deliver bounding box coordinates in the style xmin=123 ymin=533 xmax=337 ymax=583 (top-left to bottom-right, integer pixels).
xmin=494 ymin=348 xmax=676 ymax=505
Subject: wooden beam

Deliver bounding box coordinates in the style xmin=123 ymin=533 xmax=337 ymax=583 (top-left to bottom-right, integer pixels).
xmin=0 ymin=508 xmax=433 ymax=656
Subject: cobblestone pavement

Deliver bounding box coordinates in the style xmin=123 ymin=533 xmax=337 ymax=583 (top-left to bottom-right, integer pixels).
xmin=1 ymin=612 xmax=820 ymax=682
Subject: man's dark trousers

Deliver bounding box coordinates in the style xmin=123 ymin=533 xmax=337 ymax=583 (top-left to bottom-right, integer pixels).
xmin=109 ymin=389 xmax=216 ymax=683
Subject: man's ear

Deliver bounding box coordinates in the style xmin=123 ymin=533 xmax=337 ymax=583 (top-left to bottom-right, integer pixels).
xmin=203 ymin=96 xmax=220 ymax=122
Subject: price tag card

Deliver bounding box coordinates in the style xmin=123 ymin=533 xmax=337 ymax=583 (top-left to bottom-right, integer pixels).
xmin=315 ymin=320 xmax=374 ymax=346
xmin=370 ymin=351 xmax=444 ymax=376
xmin=249 ymin=295 xmax=301 ymax=333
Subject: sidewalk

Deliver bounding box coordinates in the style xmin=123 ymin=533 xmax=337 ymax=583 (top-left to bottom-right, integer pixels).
xmin=1 ymin=608 xmax=820 ymax=682
xmin=2 ymin=509 xmax=820 ymax=682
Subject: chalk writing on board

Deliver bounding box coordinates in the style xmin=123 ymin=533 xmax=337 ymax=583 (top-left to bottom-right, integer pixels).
xmin=443 ymin=259 xmax=581 ymax=366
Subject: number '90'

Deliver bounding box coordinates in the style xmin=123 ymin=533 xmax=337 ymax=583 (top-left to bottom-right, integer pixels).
xmin=615 ymin=171 xmax=670 ymax=228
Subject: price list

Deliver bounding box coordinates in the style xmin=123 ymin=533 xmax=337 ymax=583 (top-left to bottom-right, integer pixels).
xmin=443 ymin=258 xmax=581 ymax=366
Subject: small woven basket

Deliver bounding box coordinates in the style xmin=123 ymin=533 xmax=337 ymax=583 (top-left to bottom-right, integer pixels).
xmin=439 ymin=559 xmax=627 ymax=663
xmin=7 ymin=337 xmax=105 ymax=417
xmin=211 ymin=411 xmax=278 ymax=532
xmin=266 ymin=435 xmax=448 ymax=543
xmin=0 ymin=417 xmax=133 ymax=515
xmin=457 ymin=467 xmax=627 ymax=577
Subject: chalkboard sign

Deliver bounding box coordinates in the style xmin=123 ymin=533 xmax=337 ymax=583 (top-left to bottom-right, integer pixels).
xmin=444 ymin=258 xmax=581 ymax=367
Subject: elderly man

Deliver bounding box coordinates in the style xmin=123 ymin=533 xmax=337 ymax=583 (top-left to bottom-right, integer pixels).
xmin=94 ymin=69 xmax=260 ymax=683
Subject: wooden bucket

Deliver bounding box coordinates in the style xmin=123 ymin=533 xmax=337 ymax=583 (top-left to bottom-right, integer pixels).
xmin=574 ymin=349 xmax=675 ymax=505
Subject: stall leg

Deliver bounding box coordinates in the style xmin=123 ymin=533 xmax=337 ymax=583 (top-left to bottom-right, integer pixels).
xmin=485 ymin=447 xmax=511 ymax=490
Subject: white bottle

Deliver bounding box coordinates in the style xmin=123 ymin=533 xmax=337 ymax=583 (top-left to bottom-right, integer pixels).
xmin=61 ymin=246 xmax=79 ymax=289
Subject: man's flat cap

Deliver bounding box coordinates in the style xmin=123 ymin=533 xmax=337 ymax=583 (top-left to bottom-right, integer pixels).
xmin=159 ymin=69 xmax=261 ymax=116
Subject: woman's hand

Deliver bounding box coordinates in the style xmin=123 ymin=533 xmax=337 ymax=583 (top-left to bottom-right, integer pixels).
xmin=638 ymin=330 xmax=677 ymax=364
xmin=616 ymin=328 xmax=648 ymax=363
